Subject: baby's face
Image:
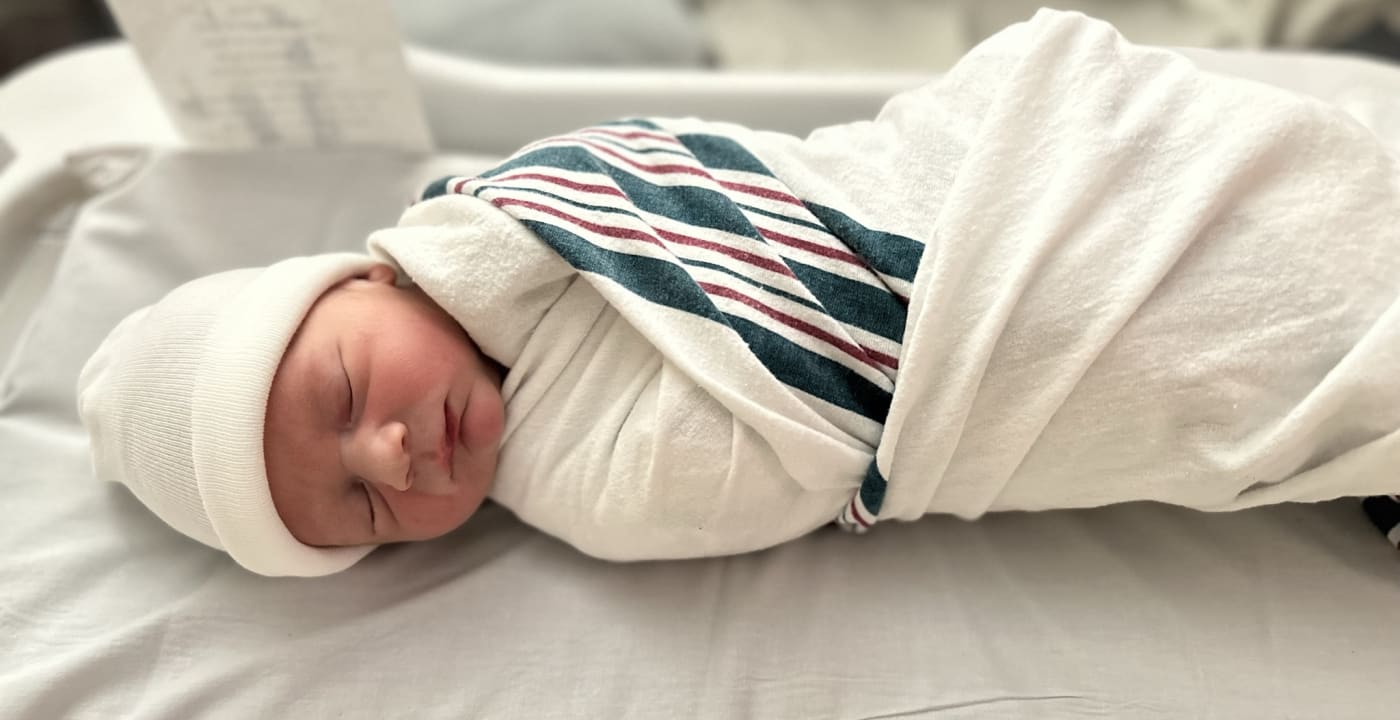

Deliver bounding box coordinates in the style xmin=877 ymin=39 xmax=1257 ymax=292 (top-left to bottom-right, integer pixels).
xmin=264 ymin=264 xmax=505 ymax=548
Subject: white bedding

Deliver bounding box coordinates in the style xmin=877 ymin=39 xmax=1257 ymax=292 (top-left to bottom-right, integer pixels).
xmin=3 ymin=40 xmax=1400 ymax=719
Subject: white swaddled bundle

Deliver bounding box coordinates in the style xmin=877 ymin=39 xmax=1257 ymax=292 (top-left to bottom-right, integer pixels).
xmin=368 ymin=9 xmax=1400 ymax=560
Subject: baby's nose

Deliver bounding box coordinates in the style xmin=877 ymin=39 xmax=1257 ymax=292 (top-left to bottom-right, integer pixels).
xmin=346 ymin=421 xmax=412 ymax=492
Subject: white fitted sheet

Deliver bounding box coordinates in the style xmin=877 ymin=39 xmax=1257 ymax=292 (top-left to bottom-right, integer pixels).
xmin=3 ymin=40 xmax=1400 ymax=720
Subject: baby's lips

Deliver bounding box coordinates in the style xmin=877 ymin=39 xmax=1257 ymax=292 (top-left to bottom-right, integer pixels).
xmin=440 ymin=399 xmax=457 ymax=473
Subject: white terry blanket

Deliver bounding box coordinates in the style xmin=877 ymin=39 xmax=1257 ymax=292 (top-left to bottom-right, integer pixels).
xmin=369 ymin=9 xmax=1400 ymax=560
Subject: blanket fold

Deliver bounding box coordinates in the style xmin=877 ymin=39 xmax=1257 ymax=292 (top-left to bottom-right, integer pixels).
xmin=871 ymin=9 xmax=1400 ymax=525
xmin=369 ymin=9 xmax=1400 ymax=559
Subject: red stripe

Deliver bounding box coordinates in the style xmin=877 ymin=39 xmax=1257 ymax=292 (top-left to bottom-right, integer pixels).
xmin=585 ymin=126 xmax=684 ymax=145
xmin=698 ymin=281 xmax=888 ymax=372
xmin=756 ymin=226 xmax=866 ymax=267
xmin=487 ymin=161 xmax=865 ymax=275
xmin=515 ymin=126 xmax=681 ymax=160
xmin=523 ymin=136 xmax=810 ymax=212
xmin=863 ymin=347 xmax=899 ymax=370
xmin=481 ymin=183 xmax=899 ymax=371
xmin=483 ymin=168 xmax=874 ymax=282
xmin=655 ymin=228 xmax=792 ymax=276
xmin=574 ymin=140 xmax=809 ymax=210
xmin=489 ymin=196 xmax=793 ymax=277
xmin=493 ymin=190 xmax=897 ymax=370
xmin=577 ymin=139 xmax=709 ymax=178
xmin=451 ymin=177 xmax=470 ymax=194
xmin=717 ymin=179 xmax=803 ymax=207
xmin=491 ymin=198 xmax=664 ymax=249
xmin=848 ymin=497 xmax=871 ymax=528
xmin=490 ymin=172 xmax=626 ymax=198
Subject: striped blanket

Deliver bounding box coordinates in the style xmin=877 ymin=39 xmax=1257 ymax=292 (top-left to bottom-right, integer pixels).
xmin=424 ymin=119 xmax=915 ymax=534
xmin=369 ymin=9 xmax=1400 ymax=560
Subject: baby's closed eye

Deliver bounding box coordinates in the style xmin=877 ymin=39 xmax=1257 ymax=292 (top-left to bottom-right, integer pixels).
xmin=360 ymin=481 xmax=376 ymax=532
xmin=339 ymin=347 xmax=355 ymax=427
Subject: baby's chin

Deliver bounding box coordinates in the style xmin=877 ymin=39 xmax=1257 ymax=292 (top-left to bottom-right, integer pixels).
xmin=396 ymin=482 xmax=493 ymax=544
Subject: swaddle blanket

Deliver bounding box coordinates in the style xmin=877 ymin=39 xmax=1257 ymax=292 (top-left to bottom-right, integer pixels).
xmin=369 ymin=9 xmax=1400 ymax=560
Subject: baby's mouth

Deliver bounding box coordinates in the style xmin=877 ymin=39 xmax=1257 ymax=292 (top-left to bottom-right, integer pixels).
xmin=442 ymin=400 xmax=457 ymax=475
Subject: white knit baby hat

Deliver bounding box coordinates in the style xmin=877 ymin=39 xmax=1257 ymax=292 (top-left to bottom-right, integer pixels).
xmin=77 ymin=253 xmax=383 ymax=577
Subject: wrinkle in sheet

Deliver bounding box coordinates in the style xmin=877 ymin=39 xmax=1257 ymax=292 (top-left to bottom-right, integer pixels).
xmin=856 ymin=693 xmax=1093 ymax=720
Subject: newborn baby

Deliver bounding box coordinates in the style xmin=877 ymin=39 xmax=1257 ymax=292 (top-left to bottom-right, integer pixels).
xmin=78 ymin=10 xmax=1400 ymax=576
xmin=77 ymin=255 xmax=509 ymax=575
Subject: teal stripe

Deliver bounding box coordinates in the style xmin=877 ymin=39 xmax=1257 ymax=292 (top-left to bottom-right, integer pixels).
xmin=737 ymin=201 xmax=830 ymax=235
xmin=683 ymin=259 xmax=826 ymax=316
xmin=804 ymin=203 xmax=924 ymax=283
xmin=479 ymin=185 xmax=862 ymax=327
xmin=722 ymin=317 xmax=892 ymax=422
xmin=421 ymin=176 xmax=451 ymax=201
xmin=601 ymin=118 xmax=663 ymax=130
xmin=674 ymin=132 xmax=776 ymax=175
xmin=583 ymin=134 xmax=692 ymax=158
xmin=669 ymin=128 xmax=927 ymax=285
xmin=789 ymin=262 xmax=906 ymax=343
xmin=514 ymin=218 xmax=724 ymax=321
xmin=480 ymin=184 xmax=903 ymax=344
xmin=669 ymin=130 xmax=926 ymax=283
xmin=479 ymin=146 xmax=769 ymax=245
xmin=474 ymin=184 xmax=635 ymax=220
xmin=859 ymin=461 xmax=888 ymax=515
xmin=515 ymin=217 xmax=891 ymax=422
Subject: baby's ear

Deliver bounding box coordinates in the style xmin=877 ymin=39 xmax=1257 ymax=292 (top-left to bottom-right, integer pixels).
xmin=362 ymin=264 xmax=398 ymax=285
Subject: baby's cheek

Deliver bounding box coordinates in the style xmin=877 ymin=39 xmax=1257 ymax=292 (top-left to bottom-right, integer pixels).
xmin=390 ymin=490 xmax=481 ymax=541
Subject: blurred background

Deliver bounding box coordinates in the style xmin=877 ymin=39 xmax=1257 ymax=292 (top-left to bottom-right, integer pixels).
xmin=5 ymin=0 xmax=1400 ymax=79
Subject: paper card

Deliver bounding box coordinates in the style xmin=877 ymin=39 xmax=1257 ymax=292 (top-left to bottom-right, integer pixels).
xmin=106 ymin=0 xmax=433 ymax=151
